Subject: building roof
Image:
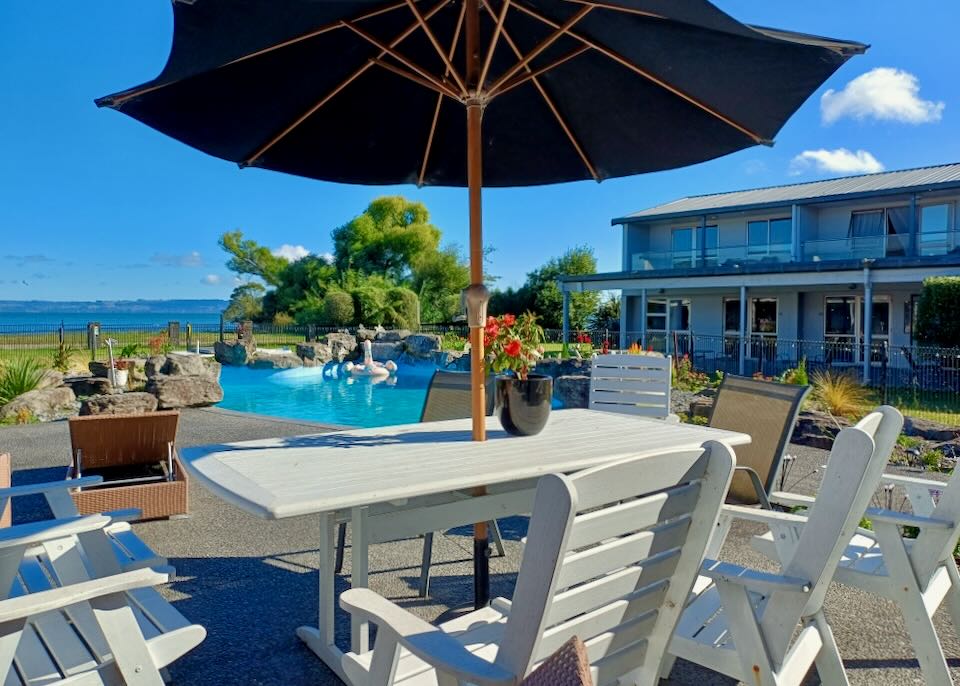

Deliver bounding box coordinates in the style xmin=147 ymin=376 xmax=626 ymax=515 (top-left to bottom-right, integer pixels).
xmin=613 ymin=162 xmax=960 ymax=224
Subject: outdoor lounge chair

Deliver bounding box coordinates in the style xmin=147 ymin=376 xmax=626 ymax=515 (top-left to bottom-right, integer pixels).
xmin=707 ymin=374 xmax=809 ymax=507
xmin=335 ymin=370 xmax=505 ymax=598
xmin=340 ymin=441 xmax=735 ymax=686
xmin=667 ymin=411 xmax=895 ymax=686
xmin=0 ymin=513 xmax=205 ymax=684
xmin=589 ymin=353 xmax=678 ymax=421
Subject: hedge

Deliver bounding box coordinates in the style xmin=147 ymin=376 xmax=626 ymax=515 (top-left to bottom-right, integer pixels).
xmin=915 ymin=276 xmax=960 ymax=347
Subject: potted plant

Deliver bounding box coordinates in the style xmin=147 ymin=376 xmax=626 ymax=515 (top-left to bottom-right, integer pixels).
xmin=112 ymin=359 xmax=131 ymax=388
xmin=485 ymin=313 xmax=550 ymax=436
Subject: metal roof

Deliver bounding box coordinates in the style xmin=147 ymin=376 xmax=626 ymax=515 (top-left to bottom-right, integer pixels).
xmin=614 ymin=162 xmax=960 ymax=224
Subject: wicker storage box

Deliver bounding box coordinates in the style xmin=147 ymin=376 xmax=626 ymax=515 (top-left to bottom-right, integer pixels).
xmin=67 ymin=411 xmax=188 ymax=520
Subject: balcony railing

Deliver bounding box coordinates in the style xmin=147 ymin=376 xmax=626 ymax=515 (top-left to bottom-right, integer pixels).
xmin=631 ymin=243 xmax=792 ymax=271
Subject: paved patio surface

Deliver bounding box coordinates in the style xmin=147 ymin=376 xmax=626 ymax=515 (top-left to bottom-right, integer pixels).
xmin=1 ymin=407 xmax=958 ymax=685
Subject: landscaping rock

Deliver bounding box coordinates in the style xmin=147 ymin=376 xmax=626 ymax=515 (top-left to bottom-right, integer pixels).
xmin=88 ymin=361 xmax=111 ymax=378
xmin=1 ymin=387 xmax=77 ymax=422
xmin=64 ymin=375 xmax=114 ymax=397
xmin=297 ymin=342 xmax=333 ymax=364
xmin=324 ymin=333 xmax=357 ymax=361
xmin=375 ymin=329 xmax=411 ymax=342
xmin=35 ymin=370 xmax=64 ymax=391
xmin=80 ymin=392 xmax=158 ymax=416
xmin=356 ymin=326 xmax=384 ymax=342
xmin=435 ymin=350 xmax=469 ymax=371
xmin=555 ymin=375 xmax=589 ymax=409
xmin=214 ymin=340 xmax=254 ymax=366
xmin=146 ymin=376 xmax=223 ymax=409
xmin=403 ymin=334 xmax=441 ymax=360
xmin=144 ymin=356 xmax=166 ymax=378
xmin=535 ymin=358 xmax=592 ymax=378
xmin=904 ymin=416 xmax=958 ymax=442
xmin=248 ymin=353 xmax=303 ymax=370
xmin=792 ymin=410 xmax=849 ymax=450
xmin=128 ymin=359 xmax=148 ymax=384
xmin=688 ymin=397 xmax=714 ymax=420
xmin=370 ymin=341 xmax=403 ymax=362
xmin=164 ymin=353 xmax=221 ymax=380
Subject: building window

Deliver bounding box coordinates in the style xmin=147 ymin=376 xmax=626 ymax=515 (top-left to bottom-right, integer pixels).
xmin=646 ymin=299 xmax=666 ymax=331
xmin=671 ymin=225 xmax=718 ymax=267
xmin=824 ymin=295 xmax=891 ymax=364
xmin=848 ymin=207 xmax=911 ymax=257
xmin=646 ymin=298 xmax=690 ymax=332
xmin=919 ymin=203 xmax=952 ymax=255
xmin=723 ymin=298 xmax=740 ymax=333
xmin=703 ymin=225 xmax=719 ymax=266
xmin=825 ymin=297 xmax=856 ymax=338
xmin=747 ymin=218 xmax=791 ymax=258
xmin=751 ymin=298 xmax=778 ymax=336
xmin=904 ymin=294 xmax=920 ymax=336
xmin=671 ymin=228 xmax=694 ymax=267
xmin=849 ymin=210 xmax=884 ymax=238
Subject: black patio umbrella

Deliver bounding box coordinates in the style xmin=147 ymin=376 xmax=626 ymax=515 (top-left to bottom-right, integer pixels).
xmin=97 ymin=0 xmax=865 ymax=608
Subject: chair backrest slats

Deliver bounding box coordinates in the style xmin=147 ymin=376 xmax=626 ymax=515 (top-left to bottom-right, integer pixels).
xmin=708 ymin=374 xmax=809 ymax=504
xmin=589 ymin=354 xmax=672 ymax=419
xmin=496 ymin=442 xmax=735 ymax=684
xmin=68 ymin=411 xmax=179 ymax=469
xmin=912 ymin=470 xmax=960 ymax=584
xmin=419 ymin=370 xmax=494 ymax=423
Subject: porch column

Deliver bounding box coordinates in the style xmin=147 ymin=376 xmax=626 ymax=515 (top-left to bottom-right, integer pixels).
xmin=664 ymin=294 xmax=672 ymax=355
xmin=738 ymin=285 xmax=747 ymax=376
xmin=561 ymin=289 xmax=570 ymax=347
xmin=909 ymin=193 xmax=918 ymax=256
xmin=863 ymin=263 xmax=873 ymax=383
xmin=619 ymin=292 xmax=628 ymax=350
xmin=639 ymin=289 xmax=647 ymax=348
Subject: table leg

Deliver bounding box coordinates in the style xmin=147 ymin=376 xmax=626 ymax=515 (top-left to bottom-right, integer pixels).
xmin=297 ymin=512 xmax=350 ymax=682
xmin=350 ymin=506 xmax=370 ymax=654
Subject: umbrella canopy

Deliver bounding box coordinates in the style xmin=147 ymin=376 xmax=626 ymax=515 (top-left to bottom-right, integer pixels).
xmin=97 ymin=0 xmax=865 ymax=609
xmin=98 ymin=0 xmax=865 ymax=188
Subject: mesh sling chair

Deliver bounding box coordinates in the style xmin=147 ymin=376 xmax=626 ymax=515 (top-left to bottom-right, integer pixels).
xmin=708 ymin=374 xmax=809 ymax=507
xmin=334 ymin=370 xmax=505 ymax=597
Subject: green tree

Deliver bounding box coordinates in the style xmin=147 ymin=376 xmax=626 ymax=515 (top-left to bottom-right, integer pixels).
xmin=524 ymin=246 xmax=600 ymax=329
xmin=323 ymin=290 xmax=355 ymax=326
xmin=589 ymin=294 xmax=620 ymax=331
xmin=224 ymin=282 xmax=266 ymax=322
xmin=218 ymin=230 xmax=290 ymax=286
xmin=332 ymin=197 xmax=441 ymax=282
xmin=267 ymin=255 xmax=337 ymax=318
xmin=488 ymin=286 xmax=535 ymax=318
xmin=916 ymin=276 xmax=960 ymax=347
xmin=412 ymin=246 xmax=470 ymax=323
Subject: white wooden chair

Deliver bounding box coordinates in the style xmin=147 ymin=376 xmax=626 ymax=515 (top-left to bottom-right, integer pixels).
xmin=0 ymin=513 xmax=205 ymax=684
xmin=589 ymin=354 xmax=678 ymax=422
xmin=667 ymin=420 xmax=886 ymax=686
xmin=753 ymin=452 xmax=960 ymax=685
xmin=340 ymin=440 xmax=736 ymax=686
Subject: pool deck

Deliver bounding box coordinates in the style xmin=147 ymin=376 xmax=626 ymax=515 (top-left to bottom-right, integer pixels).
xmin=1 ymin=407 xmax=958 ymax=685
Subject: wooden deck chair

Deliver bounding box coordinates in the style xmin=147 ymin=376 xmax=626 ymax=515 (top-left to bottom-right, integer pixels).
xmin=340 ymin=441 xmax=736 ymax=686
xmin=0 ymin=453 xmax=171 ymax=576
xmin=589 ymin=353 xmax=677 ymax=421
xmin=0 ymin=514 xmax=204 ymax=684
xmin=707 ymin=374 xmax=809 ymax=507
xmin=667 ymin=417 xmax=890 ymax=686
xmin=335 ymin=370 xmax=505 ymax=598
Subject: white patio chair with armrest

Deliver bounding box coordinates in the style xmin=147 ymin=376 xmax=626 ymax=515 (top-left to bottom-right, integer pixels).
xmin=667 ymin=422 xmax=883 ymax=686
xmin=0 ymin=513 xmax=205 ymax=684
xmin=589 ymin=353 xmax=678 ymax=422
xmin=0 ymin=462 xmax=172 ymax=577
xmin=753 ymin=462 xmax=960 ymax=685
xmin=340 ymin=440 xmax=736 ymax=686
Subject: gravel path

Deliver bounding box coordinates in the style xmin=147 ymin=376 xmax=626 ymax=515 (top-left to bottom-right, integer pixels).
xmin=0 ymin=408 xmax=956 ymax=685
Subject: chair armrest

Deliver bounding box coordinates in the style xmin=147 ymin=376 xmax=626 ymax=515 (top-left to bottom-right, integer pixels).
xmin=864 ymin=507 xmax=952 ymax=530
xmin=768 ymin=491 xmax=815 ymax=509
xmin=880 ymin=474 xmax=948 ymax=491
xmin=0 ymin=476 xmax=103 ymax=500
xmin=732 ymin=466 xmax=772 ymax=509
xmin=722 ymin=504 xmax=808 ymax=526
xmin=103 ymin=508 xmax=143 ymax=523
xmin=340 ymin=589 xmax=515 ymax=686
xmin=0 ymin=567 xmax=167 ymax=624
xmin=701 ymin=559 xmax=811 ymax=594
xmin=0 ymin=514 xmax=110 ymax=550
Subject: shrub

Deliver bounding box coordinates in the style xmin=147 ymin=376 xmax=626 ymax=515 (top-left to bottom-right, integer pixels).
xmin=811 ymin=370 xmax=869 ymax=418
xmin=385 ymin=287 xmax=420 ymax=330
xmin=897 ymin=434 xmax=923 ymax=449
xmin=0 ymin=358 xmax=45 ymax=406
xmin=780 ymin=357 xmax=809 ymax=386
xmin=51 ymin=342 xmax=75 ymax=372
xmin=272 ymin=312 xmax=295 ymax=327
xmin=916 ymin=276 xmax=960 ymax=347
xmin=147 ymin=332 xmax=172 ymax=356
xmin=118 ymin=343 xmax=143 ymax=358
xmin=351 ymin=285 xmax=387 ymax=325
xmin=921 ymin=449 xmax=943 ymax=470
xmin=441 ymin=331 xmax=467 ymax=351
xmin=323 ymin=290 xmax=355 ymax=326
xmin=673 ymin=354 xmax=713 ymax=392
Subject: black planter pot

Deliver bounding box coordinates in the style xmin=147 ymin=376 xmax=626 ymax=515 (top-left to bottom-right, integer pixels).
xmin=495 ymin=374 xmax=553 ymax=436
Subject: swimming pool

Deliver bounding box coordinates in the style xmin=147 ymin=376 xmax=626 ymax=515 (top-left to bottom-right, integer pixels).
xmin=217 ymin=364 xmax=437 ymax=427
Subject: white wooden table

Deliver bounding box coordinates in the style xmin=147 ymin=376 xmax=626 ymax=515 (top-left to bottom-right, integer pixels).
xmin=179 ymin=409 xmax=750 ymax=683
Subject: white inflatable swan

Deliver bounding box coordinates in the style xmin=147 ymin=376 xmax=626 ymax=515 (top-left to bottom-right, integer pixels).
xmin=343 ymin=339 xmax=397 ymax=377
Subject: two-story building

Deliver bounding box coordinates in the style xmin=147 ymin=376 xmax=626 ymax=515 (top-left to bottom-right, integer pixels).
xmin=560 ymin=163 xmax=960 ymax=381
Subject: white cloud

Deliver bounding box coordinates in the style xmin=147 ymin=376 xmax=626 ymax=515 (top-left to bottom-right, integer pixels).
xmin=789 ymin=148 xmax=884 ymax=176
xmin=201 ymin=274 xmax=222 ymax=285
xmin=319 ymin=252 xmax=334 ymax=264
xmin=151 ymin=251 xmax=203 ymax=268
xmin=742 ymin=159 xmax=768 ymax=175
xmin=271 ymin=244 xmax=310 ymax=262
xmin=821 ymin=68 xmax=944 ymax=125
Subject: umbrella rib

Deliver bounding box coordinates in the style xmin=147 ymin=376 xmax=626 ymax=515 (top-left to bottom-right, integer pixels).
xmin=99 ymin=0 xmax=409 ymax=108
xmin=242 ymin=0 xmax=452 ymax=167
xmin=485 ymin=6 xmax=593 ymax=96
xmin=404 ymin=0 xmax=467 ymax=96
xmin=493 ymin=20 xmax=599 ymax=181
xmin=371 ymin=59 xmax=461 ymax=101
xmin=478 ymin=0 xmax=511 ymax=91
xmin=562 ymin=0 xmax=666 ymax=20
xmin=419 ymin=0 xmax=467 ymax=187
xmin=511 ymin=3 xmax=771 ymax=145
xmin=341 ymin=21 xmax=462 ymax=101
xmin=490 ymin=45 xmax=589 ymax=98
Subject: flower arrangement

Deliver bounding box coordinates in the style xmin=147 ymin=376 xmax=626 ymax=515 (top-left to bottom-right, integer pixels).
xmin=112 ymin=359 xmax=132 ymax=371
xmin=484 ymin=312 xmax=545 ymax=380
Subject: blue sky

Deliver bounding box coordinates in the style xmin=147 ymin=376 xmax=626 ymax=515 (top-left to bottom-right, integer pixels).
xmin=1 ymin=1 xmax=957 ymax=301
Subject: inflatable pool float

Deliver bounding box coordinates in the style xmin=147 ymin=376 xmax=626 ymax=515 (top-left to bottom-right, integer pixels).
xmin=344 ymin=340 xmax=398 ymax=378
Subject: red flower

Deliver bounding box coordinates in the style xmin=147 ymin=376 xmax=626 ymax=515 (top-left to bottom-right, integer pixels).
xmin=504 ymin=339 xmax=522 ymax=357
xmin=647 ymin=345 xmax=654 ymax=352
xmin=502 ymin=313 xmax=516 ymax=326
xmin=484 ymin=319 xmax=499 ymax=339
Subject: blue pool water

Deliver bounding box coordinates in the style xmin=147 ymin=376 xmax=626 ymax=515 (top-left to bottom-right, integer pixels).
xmin=217 ymin=364 xmax=437 ymax=427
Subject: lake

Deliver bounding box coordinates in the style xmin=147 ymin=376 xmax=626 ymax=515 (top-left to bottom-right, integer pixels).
xmin=0 ymin=312 xmax=223 ymax=330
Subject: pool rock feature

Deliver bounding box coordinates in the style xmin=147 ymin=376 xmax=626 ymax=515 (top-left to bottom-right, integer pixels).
xmin=64 ymin=375 xmax=115 ymax=397
xmin=375 ymin=329 xmax=411 ymax=342
xmin=0 ymin=386 xmax=78 ymax=423
xmin=370 ymin=341 xmax=403 ymax=362
xmin=554 ymin=375 xmax=589 ymax=409
xmin=400 ymin=334 xmax=441 ymax=364
xmin=324 ymin=333 xmax=357 ymax=361
xmin=248 ymin=352 xmax=303 ymax=370
xmin=80 ymin=391 xmax=158 ymax=416
xmin=147 ymin=375 xmax=224 ymax=409
xmin=297 ymin=342 xmax=332 ymax=366
xmin=214 ymin=339 xmax=255 ymax=366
